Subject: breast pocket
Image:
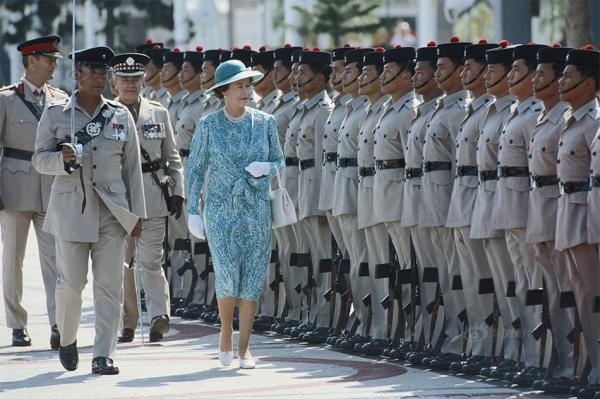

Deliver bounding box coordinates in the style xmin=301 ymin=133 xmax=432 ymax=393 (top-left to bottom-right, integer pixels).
xmin=142 ymin=123 xmax=166 ymax=140
xmin=104 ymin=122 xmax=131 ymax=142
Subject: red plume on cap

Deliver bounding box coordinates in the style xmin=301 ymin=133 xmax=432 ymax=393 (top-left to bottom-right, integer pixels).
xmin=259 ymin=45 xmax=267 ymax=52
xmin=427 ymin=40 xmax=437 ymax=47
xmin=284 ymin=43 xmax=291 ymax=48
xmin=173 ymin=48 xmax=181 ymax=53
xmin=552 ymin=43 xmax=561 ymax=48
xmin=145 ymin=38 xmax=153 ymax=44
xmin=478 ymin=39 xmax=488 ymax=44
xmin=528 ymin=41 xmax=537 ymax=45
xmin=582 ymin=44 xmax=596 ymax=50
xmin=499 ymin=40 xmax=509 ymax=48
xmin=313 ymin=47 xmax=321 ymax=51
xmin=153 ymin=44 xmax=161 ymax=49
xmin=395 ymin=45 xmax=402 ymax=49
xmin=356 ymin=45 xmax=363 ymax=49
xmin=450 ymin=35 xmax=460 ymax=43
xmin=375 ymin=47 xmax=384 ymax=52
xmin=343 ymin=43 xmax=351 ymax=48
xmin=217 ymin=47 xmax=223 ymax=51
xmin=232 ymin=46 xmax=239 ymax=51
xmin=243 ymin=44 xmax=252 ymax=50
xmin=196 ymin=46 xmax=204 ymax=52
xmin=303 ymin=47 xmax=311 ymax=51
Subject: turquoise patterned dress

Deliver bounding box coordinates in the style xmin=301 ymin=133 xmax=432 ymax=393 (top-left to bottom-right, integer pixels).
xmin=187 ymin=108 xmax=285 ymax=301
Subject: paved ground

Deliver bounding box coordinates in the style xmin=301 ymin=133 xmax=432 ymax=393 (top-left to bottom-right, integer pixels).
xmin=0 ymin=230 xmax=561 ymax=398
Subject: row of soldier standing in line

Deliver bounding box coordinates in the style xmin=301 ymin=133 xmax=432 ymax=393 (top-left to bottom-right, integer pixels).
xmin=1 ymin=33 xmax=599 ymax=392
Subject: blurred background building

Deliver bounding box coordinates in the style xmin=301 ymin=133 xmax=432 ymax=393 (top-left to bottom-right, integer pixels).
xmin=1 ymin=0 xmax=599 ymax=87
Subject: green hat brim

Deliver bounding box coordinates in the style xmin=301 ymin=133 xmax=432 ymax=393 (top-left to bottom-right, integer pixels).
xmin=206 ymin=69 xmax=264 ymax=94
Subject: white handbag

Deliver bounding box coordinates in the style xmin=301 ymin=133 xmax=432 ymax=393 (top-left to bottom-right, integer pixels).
xmin=270 ymin=168 xmax=297 ymax=229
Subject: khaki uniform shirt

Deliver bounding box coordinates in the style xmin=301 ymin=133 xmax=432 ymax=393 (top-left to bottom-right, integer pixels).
xmin=257 ymin=89 xmax=281 ymax=115
xmin=588 ymin=103 xmax=600 ymax=244
xmin=0 ymin=80 xmax=68 ymax=211
xmin=526 ymin=101 xmax=570 ymax=243
xmin=331 ymin=95 xmax=369 ymax=217
xmin=373 ymin=92 xmax=418 ymax=224
xmin=296 ymin=90 xmax=333 ymax=220
xmin=446 ymin=94 xmax=493 ymax=228
xmin=140 ymin=86 xmax=153 ymax=99
xmin=33 ymin=93 xmax=146 ymax=242
xmin=202 ymin=94 xmax=223 ymax=118
xmin=470 ymin=95 xmax=516 ymax=239
xmin=319 ymin=92 xmax=352 ymax=211
xmin=419 ymin=90 xmax=470 ymax=227
xmin=283 ymin=99 xmax=305 ymax=209
xmin=272 ymin=91 xmax=299 ymax=148
xmin=166 ymin=89 xmax=187 ymax=131
xmin=175 ymin=89 xmax=205 ymax=151
xmin=555 ymin=99 xmax=598 ymax=250
xmin=400 ymin=97 xmax=440 ymax=227
xmin=357 ymin=94 xmax=390 ymax=229
xmin=149 ymin=87 xmax=169 ymax=109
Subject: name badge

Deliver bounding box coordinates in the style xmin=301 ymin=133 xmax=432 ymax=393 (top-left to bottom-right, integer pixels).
xmin=142 ymin=123 xmax=165 ymax=139
xmin=111 ymin=123 xmax=128 ymax=141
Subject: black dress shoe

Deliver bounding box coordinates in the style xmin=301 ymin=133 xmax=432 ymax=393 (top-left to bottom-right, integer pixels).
xmin=429 ymin=353 xmax=463 ymax=370
xmin=360 ymin=338 xmax=391 ymax=356
xmin=149 ymin=315 xmax=169 ymax=342
xmin=541 ymin=376 xmax=575 ymax=394
xmin=59 ymin=341 xmax=79 ymax=371
xmin=12 ymin=328 xmax=32 ymax=347
xmin=512 ymin=366 xmax=545 ymax=387
xmin=50 ymin=325 xmax=60 ymax=350
xmin=489 ymin=359 xmax=519 ymax=378
xmin=117 ymin=328 xmax=135 ymax=343
xmin=91 ymin=357 xmax=119 ymax=375
xmin=253 ymin=315 xmax=275 ymax=332
xmin=577 ymin=383 xmax=600 ymax=399
xmin=302 ymin=327 xmax=330 ymax=344
xmin=461 ymin=356 xmax=494 ymax=375
xmin=390 ymin=341 xmax=417 ymax=360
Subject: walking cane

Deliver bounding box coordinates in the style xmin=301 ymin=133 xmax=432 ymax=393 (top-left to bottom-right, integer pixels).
xmin=133 ymin=240 xmax=146 ymax=345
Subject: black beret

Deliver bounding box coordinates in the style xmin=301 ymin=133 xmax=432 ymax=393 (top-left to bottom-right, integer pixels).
xmin=17 ymin=35 xmax=62 ymax=58
xmin=513 ymin=44 xmax=548 ymax=65
xmin=344 ymin=48 xmax=374 ymax=66
xmin=363 ymin=49 xmax=385 ymax=67
xmin=274 ymin=45 xmax=303 ymax=63
xmin=437 ymin=36 xmax=471 ymax=59
xmin=110 ymin=52 xmax=149 ymax=76
xmin=164 ymin=48 xmax=184 ymax=69
xmin=416 ymin=41 xmax=438 ymax=62
xmin=465 ymin=41 xmax=500 ymax=62
xmin=144 ymin=47 xmax=169 ymax=67
xmin=299 ymin=50 xmax=331 ymax=65
xmin=331 ymin=45 xmax=355 ymax=61
xmin=69 ymin=46 xmax=115 ymax=68
xmin=566 ymin=46 xmax=600 ymax=68
xmin=183 ymin=47 xmax=204 ymax=69
xmin=231 ymin=46 xmax=256 ymax=67
xmin=537 ymin=46 xmax=572 ymax=64
xmin=135 ymin=39 xmax=162 ymax=54
xmin=251 ymin=47 xmax=275 ymax=68
xmin=383 ymin=46 xmax=416 ymax=65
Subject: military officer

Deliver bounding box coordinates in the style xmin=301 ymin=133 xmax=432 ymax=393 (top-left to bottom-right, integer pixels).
xmin=0 ymin=35 xmax=68 ymax=348
xmin=556 ymin=46 xmax=600 ymax=399
xmin=142 ymin=45 xmax=169 ymax=107
xmin=110 ymin=53 xmax=184 ymax=343
xmin=402 ymin=41 xmax=444 ymax=362
xmin=135 ymin=39 xmax=163 ymax=98
xmin=33 ymin=46 xmax=146 ymax=374
xmin=491 ymin=44 xmax=547 ymax=381
xmin=445 ymin=41 xmax=497 ymax=372
xmin=293 ymin=50 xmax=334 ymax=343
xmin=162 ymin=48 xmax=186 ymax=129
xmin=331 ymin=48 xmax=373 ymax=350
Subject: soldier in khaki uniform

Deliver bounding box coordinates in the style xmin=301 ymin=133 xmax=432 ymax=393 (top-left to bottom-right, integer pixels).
xmin=398 ymin=42 xmax=444 ymax=361
xmin=294 ymin=50 xmax=334 ymax=343
xmin=33 ymin=46 xmax=146 ymax=374
xmin=374 ymin=46 xmax=418 ymax=352
xmin=445 ymin=41 xmax=497 ymax=373
xmin=0 ymin=35 xmax=68 ymax=348
xmin=471 ymin=44 xmax=521 ymax=377
xmin=135 ymin=39 xmax=162 ymax=98
xmin=556 ymin=48 xmax=600 ymax=399
xmin=199 ymin=50 xmax=225 ymax=117
xmin=142 ymin=46 xmax=169 ymax=107
xmin=354 ymin=49 xmax=392 ymax=355
xmin=110 ymin=53 xmax=184 ymax=343
xmin=491 ymin=44 xmax=546 ymax=381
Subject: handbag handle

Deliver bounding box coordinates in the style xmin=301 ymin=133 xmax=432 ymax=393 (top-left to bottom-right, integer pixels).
xmin=275 ymin=167 xmax=284 ymax=189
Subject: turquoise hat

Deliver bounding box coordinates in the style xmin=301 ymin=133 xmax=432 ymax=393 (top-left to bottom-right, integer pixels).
xmin=206 ymin=59 xmax=263 ymax=94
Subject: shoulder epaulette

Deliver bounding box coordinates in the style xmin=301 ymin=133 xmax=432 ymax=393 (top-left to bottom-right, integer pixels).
xmin=147 ymin=99 xmax=164 ymax=108
xmin=106 ymin=99 xmax=125 ymax=108
xmin=47 ymin=85 xmax=68 ymax=95
xmin=48 ymin=99 xmax=68 ymax=108
xmin=0 ymin=84 xmax=16 ymax=92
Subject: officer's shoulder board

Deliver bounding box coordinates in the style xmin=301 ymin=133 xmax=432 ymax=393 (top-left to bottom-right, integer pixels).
xmin=48 ymin=98 xmax=68 ymax=108
xmin=106 ymin=99 xmax=126 ymax=109
xmin=0 ymin=84 xmax=16 ymax=92
xmin=147 ymin=99 xmax=163 ymax=108
xmin=588 ymin=106 xmax=600 ymax=121
xmin=47 ymin=85 xmax=68 ymax=96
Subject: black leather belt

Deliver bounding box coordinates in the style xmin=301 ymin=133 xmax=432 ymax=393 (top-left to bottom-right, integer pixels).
xmin=285 ymin=157 xmax=299 ymax=167
xmin=423 ymin=161 xmax=452 ymax=173
xmin=299 ymin=158 xmax=315 ymax=171
xmin=359 ymin=166 xmax=376 ymax=177
xmin=530 ymin=174 xmax=559 ymax=188
xmin=3 ymin=147 xmax=33 ymax=161
xmin=479 ymin=170 xmax=497 ymax=181
xmin=142 ymin=159 xmax=161 ymax=173
xmin=323 ymin=152 xmax=337 ymax=163
xmin=179 ymin=148 xmax=190 ymax=157
xmin=375 ymin=159 xmax=406 ymax=170
xmin=559 ymin=181 xmax=590 ymax=194
xmin=498 ymin=166 xmax=529 ymax=178
xmin=592 ymin=175 xmax=600 ymax=188
xmin=405 ymin=167 xmax=422 ymax=179
xmin=337 ymin=157 xmax=358 ymax=168
xmin=456 ymin=165 xmax=478 ymax=177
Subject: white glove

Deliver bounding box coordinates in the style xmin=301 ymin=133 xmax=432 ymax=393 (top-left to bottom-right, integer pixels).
xmin=188 ymin=214 xmax=205 ymax=240
xmin=245 ymin=161 xmax=270 ymax=177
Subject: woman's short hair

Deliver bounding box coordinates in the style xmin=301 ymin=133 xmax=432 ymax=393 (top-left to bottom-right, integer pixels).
xmin=212 ymin=84 xmax=229 ymax=99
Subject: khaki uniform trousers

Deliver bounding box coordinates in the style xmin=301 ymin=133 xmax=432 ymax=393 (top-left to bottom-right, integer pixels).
xmin=338 ymin=214 xmax=370 ymax=336
xmin=505 ymin=228 xmax=543 ymax=366
xmin=327 ymin=210 xmax=347 ymax=330
xmin=533 ymin=241 xmax=574 ymax=378
xmin=453 ymin=227 xmax=494 ymax=356
xmin=290 ymin=221 xmax=311 ymax=323
xmin=1 ymin=210 xmax=57 ymax=329
xmin=482 ymin=237 xmax=520 ymax=359
xmin=300 ymin=216 xmax=332 ymax=328
xmin=364 ymin=223 xmax=390 ymax=339
xmin=273 ymin=225 xmax=299 ymax=319
xmin=55 ymin=201 xmax=126 ymax=359
xmin=563 ymin=244 xmax=600 ymax=384
xmin=258 ymin=237 xmax=281 ymax=318
xmin=122 ymin=217 xmax=170 ymax=329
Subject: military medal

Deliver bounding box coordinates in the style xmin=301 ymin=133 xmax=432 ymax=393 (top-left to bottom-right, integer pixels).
xmin=112 ymin=123 xmax=127 ymax=140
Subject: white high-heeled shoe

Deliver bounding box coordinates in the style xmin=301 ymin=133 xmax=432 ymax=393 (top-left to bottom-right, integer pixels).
xmin=218 ymin=351 xmax=233 ymax=367
xmin=238 ymin=352 xmax=256 ymax=369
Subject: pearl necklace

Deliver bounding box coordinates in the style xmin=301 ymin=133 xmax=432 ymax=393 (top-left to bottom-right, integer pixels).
xmin=224 ymin=107 xmax=248 ymax=122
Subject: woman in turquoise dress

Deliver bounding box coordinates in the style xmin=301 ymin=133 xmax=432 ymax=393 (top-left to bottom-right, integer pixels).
xmin=186 ymin=60 xmax=285 ymax=369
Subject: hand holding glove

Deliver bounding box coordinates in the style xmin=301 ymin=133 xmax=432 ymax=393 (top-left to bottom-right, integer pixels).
xmin=245 ymin=161 xmax=270 ymax=178
xmin=188 ymin=214 xmax=205 ymax=240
